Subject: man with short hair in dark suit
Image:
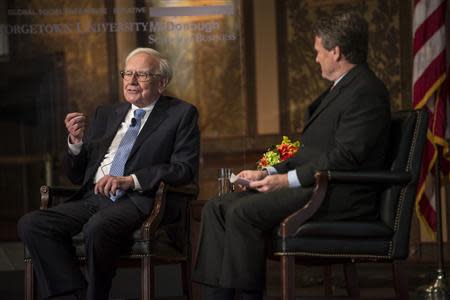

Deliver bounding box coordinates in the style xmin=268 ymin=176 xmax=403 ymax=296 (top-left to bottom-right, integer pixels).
xmin=18 ymin=47 xmax=200 ymax=300
xmin=192 ymin=11 xmax=391 ymax=300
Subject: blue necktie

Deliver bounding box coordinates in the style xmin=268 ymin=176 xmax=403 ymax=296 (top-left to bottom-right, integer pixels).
xmin=109 ymin=108 xmax=146 ymax=201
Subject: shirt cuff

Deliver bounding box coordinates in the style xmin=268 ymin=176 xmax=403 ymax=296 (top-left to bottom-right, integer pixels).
xmin=287 ymin=170 xmax=302 ymax=188
xmin=264 ymin=166 xmax=278 ymax=175
xmin=131 ymin=174 xmax=142 ymax=191
xmin=67 ymin=136 xmax=83 ymax=155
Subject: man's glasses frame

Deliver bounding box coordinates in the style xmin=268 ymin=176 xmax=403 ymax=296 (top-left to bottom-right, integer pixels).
xmin=120 ymin=70 xmax=161 ymax=82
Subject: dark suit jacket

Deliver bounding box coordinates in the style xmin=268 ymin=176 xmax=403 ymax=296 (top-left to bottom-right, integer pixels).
xmin=274 ymin=63 xmax=391 ymax=221
xmin=63 ymin=95 xmax=200 ymax=214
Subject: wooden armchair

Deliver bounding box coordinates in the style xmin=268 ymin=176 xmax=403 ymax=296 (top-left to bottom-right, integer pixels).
xmin=272 ymin=109 xmax=428 ymax=300
xmin=24 ymin=182 xmax=198 ymax=300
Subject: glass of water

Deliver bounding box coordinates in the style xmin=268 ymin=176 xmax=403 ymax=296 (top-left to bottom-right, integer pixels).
xmin=217 ymin=168 xmax=233 ymax=196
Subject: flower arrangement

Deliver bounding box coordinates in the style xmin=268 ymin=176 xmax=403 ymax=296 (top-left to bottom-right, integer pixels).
xmin=257 ymin=136 xmax=301 ymax=169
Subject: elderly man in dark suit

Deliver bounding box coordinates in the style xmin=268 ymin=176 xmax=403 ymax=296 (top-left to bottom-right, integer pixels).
xmin=192 ymin=11 xmax=391 ymax=300
xmin=18 ymin=48 xmax=200 ymax=300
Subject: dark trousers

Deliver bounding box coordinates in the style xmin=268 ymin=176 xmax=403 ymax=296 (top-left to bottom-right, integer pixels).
xmin=17 ymin=191 xmax=147 ymax=300
xmin=192 ymin=187 xmax=313 ymax=291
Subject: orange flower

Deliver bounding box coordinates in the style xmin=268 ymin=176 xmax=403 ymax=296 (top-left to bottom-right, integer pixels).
xmin=257 ymin=136 xmax=301 ymax=169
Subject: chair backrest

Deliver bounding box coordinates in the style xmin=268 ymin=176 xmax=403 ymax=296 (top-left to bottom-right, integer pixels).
xmin=378 ymin=109 xmax=428 ymax=259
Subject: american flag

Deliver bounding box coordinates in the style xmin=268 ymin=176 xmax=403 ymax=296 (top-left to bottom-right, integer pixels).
xmin=412 ymin=0 xmax=449 ymax=237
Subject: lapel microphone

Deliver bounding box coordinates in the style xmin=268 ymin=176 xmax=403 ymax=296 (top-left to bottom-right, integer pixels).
xmin=131 ymin=117 xmax=137 ymax=127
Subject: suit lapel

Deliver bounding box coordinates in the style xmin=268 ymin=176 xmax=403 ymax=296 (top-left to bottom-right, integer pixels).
xmin=128 ymin=97 xmax=169 ymax=159
xmin=306 ymin=88 xmax=331 ymax=120
xmin=95 ymin=103 xmax=129 ymax=151
xmin=96 ymin=104 xmax=130 ymax=152
xmin=303 ymin=64 xmax=365 ymax=131
xmin=109 ymin=104 xmax=130 ymax=137
xmin=303 ymin=86 xmax=339 ymax=131
xmin=87 ymin=103 xmax=129 ymax=182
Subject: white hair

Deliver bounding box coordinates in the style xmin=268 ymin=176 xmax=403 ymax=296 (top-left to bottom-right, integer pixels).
xmin=125 ymin=48 xmax=173 ymax=88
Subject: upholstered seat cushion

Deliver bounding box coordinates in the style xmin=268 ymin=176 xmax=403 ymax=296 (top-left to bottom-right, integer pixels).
xmin=273 ymin=221 xmax=393 ymax=257
xmin=71 ymin=230 xmax=156 ymax=257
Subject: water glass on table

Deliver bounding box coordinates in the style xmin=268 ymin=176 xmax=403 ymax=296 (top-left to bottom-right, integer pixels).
xmin=217 ymin=168 xmax=233 ymax=195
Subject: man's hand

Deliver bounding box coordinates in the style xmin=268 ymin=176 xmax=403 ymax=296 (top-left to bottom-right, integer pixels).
xmin=249 ymin=174 xmax=289 ymax=193
xmin=65 ymin=112 xmax=86 ymax=144
xmin=237 ymin=170 xmax=268 ymax=181
xmin=94 ymin=175 xmax=135 ymax=197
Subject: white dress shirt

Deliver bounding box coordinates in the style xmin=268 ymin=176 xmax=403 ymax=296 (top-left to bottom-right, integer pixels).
xmin=68 ymin=102 xmax=156 ymax=190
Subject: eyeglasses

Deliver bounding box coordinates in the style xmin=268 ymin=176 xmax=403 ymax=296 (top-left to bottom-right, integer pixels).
xmin=120 ymin=70 xmax=161 ymax=82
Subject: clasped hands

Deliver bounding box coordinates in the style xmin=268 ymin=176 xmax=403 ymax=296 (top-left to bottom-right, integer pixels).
xmin=94 ymin=175 xmax=135 ymax=197
xmin=236 ymin=170 xmax=289 ymax=193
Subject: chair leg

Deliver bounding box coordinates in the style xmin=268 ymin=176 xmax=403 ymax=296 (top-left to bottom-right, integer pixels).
xmin=141 ymin=257 xmax=155 ymax=300
xmin=181 ymin=260 xmax=192 ymax=300
xmin=24 ymin=260 xmax=34 ymax=300
xmin=281 ymin=255 xmax=295 ymax=300
xmin=393 ymin=262 xmax=409 ymax=300
xmin=343 ymin=262 xmax=360 ymax=298
xmin=323 ymin=265 xmax=333 ymax=296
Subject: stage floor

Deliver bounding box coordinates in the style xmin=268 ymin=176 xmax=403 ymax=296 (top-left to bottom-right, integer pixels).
xmin=1 ymin=242 xmax=448 ymax=300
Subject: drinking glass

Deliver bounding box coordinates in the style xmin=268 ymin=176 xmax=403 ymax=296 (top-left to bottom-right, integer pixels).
xmin=217 ymin=168 xmax=233 ymax=196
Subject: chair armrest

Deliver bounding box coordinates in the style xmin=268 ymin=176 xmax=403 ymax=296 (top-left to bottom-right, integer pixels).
xmin=140 ymin=182 xmax=199 ymax=240
xmin=40 ymin=183 xmax=197 ymax=240
xmin=40 ymin=185 xmax=79 ymax=210
xmin=141 ymin=182 xmax=166 ymax=240
xmin=280 ymin=170 xmax=412 ymax=238
xmin=167 ymin=183 xmax=199 ymax=197
xmin=327 ymin=170 xmax=411 ymax=184
xmin=280 ymin=171 xmax=329 ymax=238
